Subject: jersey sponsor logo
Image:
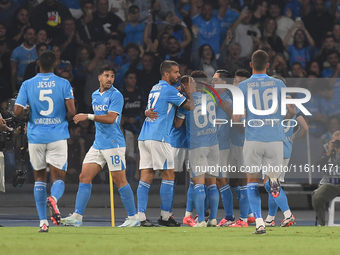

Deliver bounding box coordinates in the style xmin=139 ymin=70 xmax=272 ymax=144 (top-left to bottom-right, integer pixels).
xmin=34 ymin=117 xmax=61 ymax=125
xmin=93 ymin=104 xmax=108 ymax=111
xmin=125 ymin=101 xmax=141 ymax=109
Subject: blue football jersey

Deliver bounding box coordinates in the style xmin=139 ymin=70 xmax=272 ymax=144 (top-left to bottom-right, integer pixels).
xmin=216 ymin=91 xmax=232 ymax=150
xmin=91 ymin=86 xmax=126 ymax=150
xmin=238 ymin=74 xmax=286 ymax=142
xmin=230 ymin=124 xmax=245 ymax=147
xmin=170 ymin=110 xmax=188 ymax=149
xmin=177 ymin=92 xmax=218 ymax=150
xmin=283 ymin=109 xmax=301 ymax=159
xmin=15 ymin=73 xmax=73 ymax=144
xmin=138 ymin=80 xmax=186 ymax=143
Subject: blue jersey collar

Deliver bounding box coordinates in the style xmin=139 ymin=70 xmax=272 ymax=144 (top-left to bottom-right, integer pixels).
xmin=98 ymin=85 xmax=114 ymax=95
xmin=158 ymin=80 xmax=171 ymax=86
xmin=36 ymin=73 xmax=54 ymax=77
xmin=250 ymin=73 xmax=269 ymax=78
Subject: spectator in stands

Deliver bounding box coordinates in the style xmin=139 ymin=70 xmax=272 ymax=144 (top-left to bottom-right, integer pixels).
xmin=230 ymin=6 xmax=261 ymax=58
xmin=290 ymin=61 xmax=306 ymax=78
xmin=52 ymin=44 xmax=73 ymax=79
xmin=0 ymin=22 xmax=15 ymax=51
xmin=157 ymin=32 xmax=170 ymax=60
xmin=7 ymin=7 xmax=30 ymax=48
xmin=283 ymin=19 xmax=315 ymax=69
xmin=283 ymin=0 xmax=302 ymax=20
xmin=30 ymin=0 xmax=73 ymax=40
xmin=108 ymin=0 xmax=126 ymax=21
xmin=218 ymin=0 xmax=239 ymax=46
xmin=130 ymin=0 xmax=151 ymax=22
xmin=83 ymin=42 xmax=113 ymax=111
xmin=77 ymin=0 xmax=107 ymax=43
xmin=23 ymin=42 xmax=49 ymax=81
xmin=53 ymin=17 xmax=88 ymax=66
xmin=36 ymin=29 xmax=52 ymax=46
xmin=190 ymin=0 xmax=228 ymax=55
xmin=106 ymin=36 xmax=128 ymax=71
xmin=10 ymin=27 xmax=37 ymax=93
xmin=312 ymin=130 xmax=340 ymax=226
xmin=321 ymin=50 xmax=340 ymax=79
xmin=118 ymin=5 xmax=146 ymax=47
xmin=192 ymin=44 xmax=218 ymax=78
xmin=322 ymin=85 xmax=340 ymax=120
xmin=315 ymin=34 xmax=338 ymax=68
xmin=304 ymin=0 xmax=333 ymax=48
xmin=0 ymin=0 xmax=20 ymax=29
xmin=137 ymin=51 xmax=161 ymax=99
xmin=0 ymin=39 xmax=12 ymax=101
xmin=73 ymin=45 xmax=93 ymax=112
xmin=218 ymin=41 xmax=250 ymax=77
xmin=321 ymin=116 xmax=340 ymax=142
xmin=93 ymin=0 xmax=122 ymax=36
xmin=268 ymin=0 xmax=294 ymax=44
xmin=165 ymin=36 xmax=188 ymax=63
xmin=114 ymin=42 xmax=143 ymax=89
xmin=262 ymin=17 xmax=284 ymax=54
xmin=250 ymin=0 xmax=268 ymax=30
xmin=121 ymin=69 xmax=145 ymax=182
xmin=58 ymin=0 xmax=82 ymax=19
xmin=332 ymin=24 xmax=340 ymax=48
xmin=305 ymin=60 xmax=322 ymax=77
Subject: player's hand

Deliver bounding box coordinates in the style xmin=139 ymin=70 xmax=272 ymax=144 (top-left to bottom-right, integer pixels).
xmin=286 ymin=104 xmax=297 ymax=119
xmin=0 ymin=118 xmax=6 ymax=125
xmin=327 ymin=140 xmax=335 ymax=156
xmin=145 ymin=108 xmax=158 ymax=120
xmin=220 ymin=99 xmax=232 ymax=117
xmin=74 ymin=114 xmax=89 ymax=124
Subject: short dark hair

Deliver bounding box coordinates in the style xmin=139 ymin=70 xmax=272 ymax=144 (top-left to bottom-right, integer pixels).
xmin=291 ymin=61 xmax=303 ymax=68
xmin=36 ymin=42 xmax=48 ymax=51
xmin=160 ymin=60 xmax=179 ymax=76
xmin=124 ymin=42 xmax=140 ymax=54
xmin=124 ymin=69 xmax=137 ymax=79
xmin=190 ymin=70 xmax=207 ymax=78
xmin=98 ymin=65 xmax=116 ymax=75
xmin=23 ymin=26 xmax=35 ymax=35
xmin=251 ymin=50 xmax=269 ymax=71
xmin=215 ymin=69 xmax=232 ymax=78
xmin=180 ymin=75 xmax=191 ymax=86
xmin=39 ymin=50 xmax=56 ymax=71
xmin=128 ymin=5 xmax=139 ymax=13
xmin=327 ymin=49 xmax=339 ymax=58
xmin=235 ymin=68 xmax=251 ymax=78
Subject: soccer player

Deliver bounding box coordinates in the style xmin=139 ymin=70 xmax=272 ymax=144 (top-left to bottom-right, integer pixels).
xmin=61 ymin=65 xmax=140 ymax=228
xmin=137 ymin=60 xmax=191 ymax=227
xmin=233 ymin=50 xmax=294 ymax=234
xmin=175 ymin=75 xmax=219 ymax=227
xmin=14 ymin=50 xmax=76 ymax=232
xmin=263 ymin=76 xmax=308 ymax=227
xmin=210 ymin=69 xmax=235 ymax=227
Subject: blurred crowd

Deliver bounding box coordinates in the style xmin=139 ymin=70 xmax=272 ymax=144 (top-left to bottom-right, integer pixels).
xmin=1 ymin=0 xmax=340 ymax=183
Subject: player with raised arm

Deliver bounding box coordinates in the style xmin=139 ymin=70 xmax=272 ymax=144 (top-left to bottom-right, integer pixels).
xmin=14 ymin=50 xmax=76 ymax=232
xmin=175 ymin=75 xmax=219 ymax=227
xmin=233 ymin=50 xmax=293 ymax=234
xmin=61 ymin=65 xmax=140 ymax=228
xmin=263 ymin=75 xmax=308 ymax=227
xmin=137 ymin=60 xmax=191 ymax=227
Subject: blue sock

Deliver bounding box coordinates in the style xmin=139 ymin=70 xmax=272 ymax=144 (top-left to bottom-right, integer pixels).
xmin=239 ymin=185 xmax=249 ymax=219
xmin=34 ymin=181 xmax=47 ymax=221
xmin=169 ymin=181 xmax=177 ymax=213
xmin=51 ymin=180 xmax=65 ymax=201
xmin=160 ymin=180 xmax=174 ymax=212
xmin=219 ymin=184 xmax=234 ymax=219
xmin=207 ymin=184 xmax=219 ymax=219
xmin=204 ymin=185 xmax=209 ymax=212
xmin=74 ymin=183 xmax=92 ymax=215
xmin=247 ymin=182 xmax=262 ymax=219
xmin=233 ymin=186 xmax=240 ymax=200
xmin=186 ymin=180 xmax=194 ymax=213
xmin=194 ymin=184 xmax=206 ymax=222
xmin=265 ymin=179 xmax=288 ymax=214
xmin=137 ymin=180 xmax=150 ymax=213
xmin=118 ymin=184 xmax=136 ymax=217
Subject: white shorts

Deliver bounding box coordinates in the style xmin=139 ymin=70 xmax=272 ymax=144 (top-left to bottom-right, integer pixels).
xmin=189 ymin=144 xmax=219 ymax=178
xmin=230 ymin=144 xmax=243 ymax=169
xmin=83 ymin=146 xmax=126 ymax=171
xmin=139 ymin=140 xmax=174 ymax=170
xmin=218 ymin=149 xmax=230 ymax=178
xmin=29 ymin=140 xmax=68 ymax=171
xmin=173 ymin=147 xmax=189 ymax=173
xmin=243 ymin=141 xmax=283 ymax=177
xmin=263 ymin=158 xmax=289 ymax=182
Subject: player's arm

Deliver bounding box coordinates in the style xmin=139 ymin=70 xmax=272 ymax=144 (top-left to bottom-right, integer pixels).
xmin=65 ymin=98 xmax=76 ymax=120
xmin=180 ymin=98 xmax=194 ymax=111
xmin=284 ymin=103 xmax=297 ymax=119
xmin=145 ymin=107 xmax=159 ymax=120
xmin=74 ymin=111 xmax=118 ymax=124
xmin=174 ymin=116 xmax=184 ymax=128
xmin=292 ymin=114 xmax=308 ymax=141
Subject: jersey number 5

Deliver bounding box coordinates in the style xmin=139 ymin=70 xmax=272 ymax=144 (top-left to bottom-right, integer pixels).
xmin=39 ymin=89 xmax=54 ymax=116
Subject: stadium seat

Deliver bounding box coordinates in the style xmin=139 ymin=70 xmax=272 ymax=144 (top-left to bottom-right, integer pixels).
xmin=328 ymin=197 xmax=340 ymax=226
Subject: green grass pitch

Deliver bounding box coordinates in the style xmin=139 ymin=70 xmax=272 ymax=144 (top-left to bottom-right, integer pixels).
xmin=1 ymin=227 xmax=340 ymax=255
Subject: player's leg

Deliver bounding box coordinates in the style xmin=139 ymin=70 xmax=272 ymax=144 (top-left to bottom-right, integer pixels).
xmin=243 ymin=141 xmax=266 ymax=234
xmin=192 ymin=175 xmax=207 ymax=227
xmin=61 ymin=147 xmax=104 ymax=227
xmin=104 ymin=147 xmax=139 ymax=227
xmin=263 ymin=175 xmax=278 ymax=226
xmin=46 ymin=140 xmax=68 ymax=226
xmin=171 ymin=147 xmax=186 ymax=217
xmin=29 ymin=143 xmax=49 ymax=232
xmin=216 ymin=148 xmax=234 ymax=227
xmin=183 ymin=177 xmax=196 ymax=226
xmin=137 ymin=140 xmax=154 ymax=226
